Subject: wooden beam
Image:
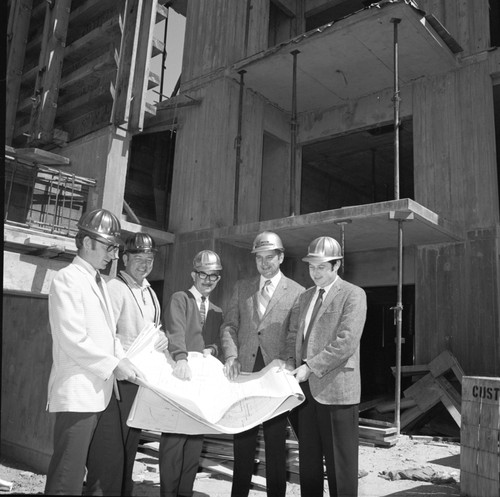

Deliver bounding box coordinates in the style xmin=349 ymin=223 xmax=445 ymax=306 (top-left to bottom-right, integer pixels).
xmin=129 ymin=0 xmax=158 ymax=131
xmin=6 ymin=0 xmax=33 ymax=145
xmin=27 ymin=0 xmax=73 ymax=146
xmin=111 ymin=0 xmax=143 ymax=126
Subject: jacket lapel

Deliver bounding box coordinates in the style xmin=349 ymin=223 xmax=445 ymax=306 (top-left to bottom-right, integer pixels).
xmin=73 ymin=261 xmax=115 ymax=333
xmin=314 ymin=277 xmax=343 ymax=323
xmin=261 ymin=276 xmax=286 ymax=318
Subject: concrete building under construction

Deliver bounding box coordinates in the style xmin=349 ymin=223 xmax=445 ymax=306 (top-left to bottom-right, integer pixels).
xmin=3 ymin=0 xmax=500 ymax=474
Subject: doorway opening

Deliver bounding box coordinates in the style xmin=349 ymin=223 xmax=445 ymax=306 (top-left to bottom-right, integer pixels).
xmin=124 ymin=130 xmax=176 ymax=230
xmin=361 ymin=285 xmax=415 ymax=403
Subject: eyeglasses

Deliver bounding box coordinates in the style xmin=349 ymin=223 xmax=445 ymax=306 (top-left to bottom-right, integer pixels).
xmin=196 ymin=271 xmax=220 ymax=282
xmin=93 ymin=238 xmax=120 ymax=253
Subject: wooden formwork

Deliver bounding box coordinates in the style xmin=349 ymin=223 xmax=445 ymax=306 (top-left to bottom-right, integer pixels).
xmin=460 ymin=376 xmax=500 ymax=497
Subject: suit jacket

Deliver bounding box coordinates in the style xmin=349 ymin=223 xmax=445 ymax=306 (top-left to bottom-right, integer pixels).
xmin=47 ymin=256 xmax=125 ymax=412
xmin=221 ymin=274 xmax=304 ymax=372
xmin=165 ymin=290 xmax=223 ymax=361
xmin=107 ymin=274 xmax=162 ymax=352
xmin=287 ymin=277 xmax=367 ymax=405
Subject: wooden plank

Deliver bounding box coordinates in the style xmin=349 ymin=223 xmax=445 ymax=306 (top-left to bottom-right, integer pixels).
xmin=129 ymin=0 xmax=158 ymax=130
xmin=28 ymin=0 xmax=73 ymax=146
xmin=6 ymin=0 xmax=33 ymax=145
xmin=390 ymin=364 xmax=429 ymax=376
xmin=111 ymin=0 xmax=142 ymax=126
xmin=60 ymin=50 xmax=116 ymax=90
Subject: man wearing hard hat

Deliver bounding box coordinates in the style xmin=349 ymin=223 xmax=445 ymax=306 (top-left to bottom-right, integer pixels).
xmin=44 ymin=209 xmax=141 ymax=495
xmin=287 ymin=236 xmax=367 ymax=497
xmin=159 ymin=250 xmax=224 ymax=497
xmin=221 ymin=231 xmax=304 ymax=497
xmin=107 ymin=233 xmax=169 ymax=496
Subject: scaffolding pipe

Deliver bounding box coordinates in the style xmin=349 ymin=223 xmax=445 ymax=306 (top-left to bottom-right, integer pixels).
xmin=233 ymin=70 xmax=246 ymax=225
xmin=391 ymin=17 xmax=404 ymax=436
xmin=290 ymin=50 xmax=300 ymax=216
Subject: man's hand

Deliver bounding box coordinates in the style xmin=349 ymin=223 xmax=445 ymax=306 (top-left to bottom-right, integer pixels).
xmin=224 ymin=357 xmax=241 ymax=381
xmin=292 ymin=363 xmax=312 ymax=383
xmin=154 ymin=332 xmax=169 ymax=352
xmin=285 ymin=358 xmax=295 ymax=372
xmin=114 ymin=358 xmax=141 ymax=382
xmin=202 ymin=348 xmax=213 ymax=357
xmin=173 ymin=359 xmax=192 ymax=381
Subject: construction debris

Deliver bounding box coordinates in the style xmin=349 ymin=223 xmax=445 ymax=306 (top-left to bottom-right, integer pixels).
xmin=396 ymin=350 xmax=463 ymax=430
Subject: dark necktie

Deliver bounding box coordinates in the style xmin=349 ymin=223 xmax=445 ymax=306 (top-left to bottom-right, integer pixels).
xmin=301 ymin=288 xmax=325 ymax=360
xmin=95 ymin=271 xmax=101 ymax=284
xmin=200 ymin=296 xmax=206 ymax=326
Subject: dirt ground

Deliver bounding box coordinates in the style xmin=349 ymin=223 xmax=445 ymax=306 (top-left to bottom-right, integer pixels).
xmin=0 ymin=435 xmax=461 ymax=496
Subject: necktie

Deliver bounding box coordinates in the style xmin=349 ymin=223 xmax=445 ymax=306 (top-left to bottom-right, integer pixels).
xmin=200 ymin=296 xmax=206 ymax=326
xmin=258 ymin=280 xmax=272 ymax=316
xmin=301 ymin=288 xmax=325 ymax=360
xmin=95 ymin=271 xmax=101 ymax=284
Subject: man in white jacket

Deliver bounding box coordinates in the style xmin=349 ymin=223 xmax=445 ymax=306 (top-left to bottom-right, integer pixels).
xmin=44 ymin=209 xmax=140 ymax=496
xmin=108 ymin=233 xmax=168 ymax=495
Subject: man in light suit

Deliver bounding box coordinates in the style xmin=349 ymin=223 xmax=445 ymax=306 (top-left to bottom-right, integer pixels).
xmin=287 ymin=236 xmax=367 ymax=497
xmin=221 ymin=231 xmax=304 ymax=497
xmin=108 ymin=233 xmax=168 ymax=496
xmin=44 ymin=209 xmax=141 ymax=496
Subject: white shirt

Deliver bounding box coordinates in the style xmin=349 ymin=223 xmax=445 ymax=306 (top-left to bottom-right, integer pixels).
xmin=303 ymin=277 xmax=338 ymax=338
xmin=189 ymin=285 xmax=209 ymax=315
xmin=119 ymin=270 xmax=156 ymax=324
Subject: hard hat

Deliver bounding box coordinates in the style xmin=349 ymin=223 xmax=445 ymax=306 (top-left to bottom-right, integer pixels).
xmin=77 ymin=209 xmax=122 ymax=245
xmin=302 ymin=236 xmax=343 ymax=263
xmin=193 ymin=250 xmax=222 ymax=271
xmin=124 ymin=233 xmax=157 ymax=253
xmin=251 ymin=231 xmax=284 ymax=253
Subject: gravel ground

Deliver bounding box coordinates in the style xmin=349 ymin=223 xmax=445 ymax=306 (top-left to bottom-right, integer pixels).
xmin=0 ymin=435 xmax=461 ymax=496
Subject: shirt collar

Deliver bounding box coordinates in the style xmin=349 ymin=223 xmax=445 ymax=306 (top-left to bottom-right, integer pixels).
xmin=189 ymin=285 xmax=208 ymax=303
xmin=74 ymin=255 xmax=99 ymax=279
xmin=119 ymin=270 xmax=150 ymax=290
xmin=317 ymin=275 xmax=338 ymax=297
xmin=260 ymin=271 xmax=282 ymax=290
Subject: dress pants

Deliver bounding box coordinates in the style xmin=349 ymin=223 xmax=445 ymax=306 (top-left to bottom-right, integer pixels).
xmin=159 ymin=432 xmax=204 ymax=497
xmin=231 ymin=348 xmax=288 ymax=497
xmin=44 ymin=393 xmax=123 ymax=496
xmin=117 ymin=381 xmax=142 ymax=495
xmin=298 ymin=380 xmax=359 ymax=497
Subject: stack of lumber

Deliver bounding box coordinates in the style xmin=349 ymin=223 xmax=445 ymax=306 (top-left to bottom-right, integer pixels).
xmin=359 ymin=418 xmax=398 ymax=447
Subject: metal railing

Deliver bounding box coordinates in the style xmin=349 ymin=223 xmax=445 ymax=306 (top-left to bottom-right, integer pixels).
xmin=4 ymin=157 xmax=96 ymax=237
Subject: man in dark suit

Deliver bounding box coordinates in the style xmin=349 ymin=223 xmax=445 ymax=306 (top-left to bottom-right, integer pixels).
xmin=159 ymin=250 xmax=224 ymax=497
xmin=221 ymin=231 xmax=304 ymax=497
xmin=286 ymin=236 xmax=367 ymax=497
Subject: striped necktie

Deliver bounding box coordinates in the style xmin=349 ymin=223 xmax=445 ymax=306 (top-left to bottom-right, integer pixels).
xmin=258 ymin=280 xmax=272 ymax=317
xmin=200 ymin=296 xmax=206 ymax=326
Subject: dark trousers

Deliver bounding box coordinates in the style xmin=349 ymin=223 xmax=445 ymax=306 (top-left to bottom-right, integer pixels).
xmin=159 ymin=432 xmax=204 ymax=497
xmin=44 ymin=393 xmax=123 ymax=496
xmin=117 ymin=381 xmax=142 ymax=496
xmin=231 ymin=412 xmax=288 ymax=497
xmin=298 ymin=381 xmax=359 ymax=497
xmin=231 ymin=348 xmax=288 ymax=497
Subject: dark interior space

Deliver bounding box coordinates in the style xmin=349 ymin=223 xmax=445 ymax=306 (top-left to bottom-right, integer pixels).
xmin=490 ymin=0 xmax=500 ymax=48
xmin=124 ymin=130 xmax=176 ymax=230
xmin=361 ymin=285 xmax=415 ymax=402
xmin=305 ymin=0 xmax=370 ymax=31
xmin=301 ymin=120 xmax=414 ymax=214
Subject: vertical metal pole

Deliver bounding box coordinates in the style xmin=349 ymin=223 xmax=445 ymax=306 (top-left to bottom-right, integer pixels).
xmin=391 ymin=17 xmax=403 ymax=436
xmin=335 ymin=220 xmax=351 ymax=278
xmin=290 ymin=50 xmax=300 ymax=216
xmin=233 ymin=70 xmax=246 ymax=225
